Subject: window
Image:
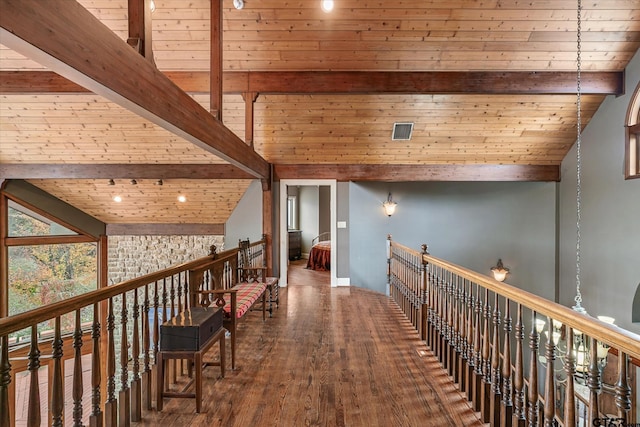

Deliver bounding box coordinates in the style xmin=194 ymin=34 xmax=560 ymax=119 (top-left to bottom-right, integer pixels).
xmin=625 ymin=82 xmax=640 ymax=179
xmin=7 ymin=202 xmax=97 ymax=342
xmin=287 ymin=195 xmax=298 ymax=230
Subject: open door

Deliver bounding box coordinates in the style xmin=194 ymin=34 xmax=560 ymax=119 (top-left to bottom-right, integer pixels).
xmin=279 ymin=179 xmax=337 ymax=287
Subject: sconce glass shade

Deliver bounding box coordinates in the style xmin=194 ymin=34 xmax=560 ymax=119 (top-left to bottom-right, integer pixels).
xmin=535 ymin=318 xmax=546 ymax=333
xmin=382 ymin=193 xmax=397 ymax=216
xmin=597 ymin=315 xmax=615 ymax=325
xmin=490 ymin=259 xmax=509 ymax=282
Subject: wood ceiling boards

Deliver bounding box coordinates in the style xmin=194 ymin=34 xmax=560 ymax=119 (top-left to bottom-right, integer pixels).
xmin=1 ymin=0 xmax=639 ymax=225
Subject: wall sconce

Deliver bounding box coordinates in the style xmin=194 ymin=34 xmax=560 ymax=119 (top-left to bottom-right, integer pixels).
xmin=382 ymin=193 xmax=397 ymax=217
xmin=491 ymin=259 xmax=509 ymax=282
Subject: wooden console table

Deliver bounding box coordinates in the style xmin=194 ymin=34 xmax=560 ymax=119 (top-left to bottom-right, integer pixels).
xmin=156 ymin=326 xmax=225 ymax=413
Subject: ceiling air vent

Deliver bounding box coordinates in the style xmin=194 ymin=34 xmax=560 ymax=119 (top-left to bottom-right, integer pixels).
xmin=392 ymin=122 xmax=413 ymax=140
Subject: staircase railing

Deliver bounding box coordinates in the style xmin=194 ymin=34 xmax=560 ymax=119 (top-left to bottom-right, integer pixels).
xmin=0 ymin=237 xmax=270 ymax=427
xmin=387 ymin=235 xmax=640 ymax=427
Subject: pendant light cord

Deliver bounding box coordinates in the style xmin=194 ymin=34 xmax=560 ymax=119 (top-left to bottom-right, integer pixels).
xmin=573 ymin=0 xmax=586 ymax=313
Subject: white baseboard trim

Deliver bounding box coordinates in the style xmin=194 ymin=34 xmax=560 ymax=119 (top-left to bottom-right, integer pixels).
xmin=336 ymin=277 xmax=350 ymax=287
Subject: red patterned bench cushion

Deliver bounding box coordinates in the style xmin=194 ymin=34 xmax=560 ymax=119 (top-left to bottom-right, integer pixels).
xmin=224 ymin=282 xmax=267 ymax=318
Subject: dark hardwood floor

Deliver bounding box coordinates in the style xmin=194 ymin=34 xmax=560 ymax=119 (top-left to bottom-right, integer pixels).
xmin=138 ymin=259 xmax=484 ymax=426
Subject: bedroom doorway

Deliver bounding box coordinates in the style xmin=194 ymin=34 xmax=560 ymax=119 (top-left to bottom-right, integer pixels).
xmin=279 ymin=179 xmax=337 ymax=287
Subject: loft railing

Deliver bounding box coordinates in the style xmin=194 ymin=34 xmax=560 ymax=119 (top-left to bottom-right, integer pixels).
xmin=387 ymin=236 xmax=640 ymax=427
xmin=0 ymin=237 xmax=270 ymax=427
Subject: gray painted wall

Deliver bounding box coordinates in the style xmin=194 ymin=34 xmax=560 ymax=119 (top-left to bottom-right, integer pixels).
xmin=225 ymin=179 xmax=263 ymax=249
xmin=336 ymin=182 xmax=350 ymax=279
xmin=349 ymin=181 xmax=558 ymax=297
xmin=299 ymin=186 xmax=320 ymax=254
xmin=559 ymin=49 xmax=640 ymax=333
xmin=319 ymin=186 xmax=331 ymax=235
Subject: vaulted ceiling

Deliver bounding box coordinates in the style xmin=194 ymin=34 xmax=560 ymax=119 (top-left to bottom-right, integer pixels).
xmin=1 ymin=0 xmax=639 ymax=230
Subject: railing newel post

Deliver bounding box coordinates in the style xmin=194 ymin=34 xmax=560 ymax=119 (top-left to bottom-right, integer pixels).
xmin=500 ymin=298 xmax=513 ymax=427
xmin=615 ymin=351 xmax=631 ymax=422
xmin=489 ymin=293 xmax=502 ymax=427
xmin=542 ymin=316 xmax=556 ymax=427
xmin=51 ymin=316 xmax=64 ymax=427
xmin=73 ymin=310 xmax=84 ymax=427
xmin=512 ymin=304 xmax=525 ymax=427
xmin=527 ymin=310 xmax=540 ymax=427
xmin=27 ymin=324 xmax=41 ymax=427
xmin=90 ymin=302 xmax=103 ymax=427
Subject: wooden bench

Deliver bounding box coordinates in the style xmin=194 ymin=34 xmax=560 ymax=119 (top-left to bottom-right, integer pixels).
xmin=189 ymin=244 xmax=268 ymax=370
xmin=238 ymin=237 xmax=279 ymax=317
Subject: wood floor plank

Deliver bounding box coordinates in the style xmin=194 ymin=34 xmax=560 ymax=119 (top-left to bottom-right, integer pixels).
xmin=136 ymin=260 xmax=483 ymax=426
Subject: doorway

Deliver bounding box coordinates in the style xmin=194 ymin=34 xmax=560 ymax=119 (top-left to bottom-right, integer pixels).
xmin=279 ymin=179 xmax=337 ymax=287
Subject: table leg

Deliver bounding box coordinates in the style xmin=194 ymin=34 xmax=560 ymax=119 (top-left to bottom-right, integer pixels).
xmin=156 ymin=353 xmax=164 ymax=411
xmin=195 ymin=351 xmax=202 ymax=413
xmin=219 ymin=335 xmax=225 ymax=378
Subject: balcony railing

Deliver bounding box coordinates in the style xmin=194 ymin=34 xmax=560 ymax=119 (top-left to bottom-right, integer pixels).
xmin=0 ymin=238 xmax=269 ymax=427
xmin=2 ymin=235 xmax=637 ymax=427
xmin=387 ymin=235 xmax=640 ymax=427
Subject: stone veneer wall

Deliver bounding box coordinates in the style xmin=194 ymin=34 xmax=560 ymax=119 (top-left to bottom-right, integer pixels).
xmin=107 ymin=235 xmax=225 ymax=284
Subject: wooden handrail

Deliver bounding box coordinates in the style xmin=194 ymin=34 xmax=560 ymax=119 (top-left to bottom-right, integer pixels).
xmin=0 ymin=248 xmax=238 ymax=337
xmin=422 ymin=252 xmax=640 ymax=358
xmin=388 ymin=237 xmax=639 ymax=426
xmin=0 ymin=239 xmax=269 ymax=427
xmin=390 ymin=240 xmax=640 ymax=358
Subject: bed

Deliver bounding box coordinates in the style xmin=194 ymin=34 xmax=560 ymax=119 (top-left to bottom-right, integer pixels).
xmin=306 ymin=232 xmax=331 ymax=271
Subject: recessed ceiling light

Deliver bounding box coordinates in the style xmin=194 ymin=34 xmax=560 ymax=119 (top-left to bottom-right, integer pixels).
xmin=177 ymin=195 xmax=186 ymax=203
xmin=113 ymin=195 xmax=122 ymax=203
xmin=321 ymin=0 xmax=333 ymax=12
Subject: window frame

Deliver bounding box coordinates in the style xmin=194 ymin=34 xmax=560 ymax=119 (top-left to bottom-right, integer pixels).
xmin=287 ymin=195 xmax=298 ymax=230
xmin=625 ymin=81 xmax=640 ymax=179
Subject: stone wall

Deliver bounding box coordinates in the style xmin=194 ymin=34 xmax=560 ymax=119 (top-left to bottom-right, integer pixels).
xmin=107 ymin=235 xmax=225 ymax=284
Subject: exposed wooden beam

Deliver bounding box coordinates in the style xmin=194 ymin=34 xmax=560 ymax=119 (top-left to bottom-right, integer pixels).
xmin=126 ymin=0 xmax=154 ymax=61
xmin=0 ymin=164 xmax=255 ymax=180
xmin=273 ymin=164 xmax=560 ymax=182
xmin=210 ymin=0 xmax=222 ymax=120
xmin=105 ymin=223 xmax=224 ymax=236
xmin=0 ymin=70 xmax=624 ymax=96
xmin=243 ymin=92 xmax=259 ymax=148
xmin=233 ymin=71 xmax=624 ymax=96
xmin=0 ymin=0 xmax=269 ymax=180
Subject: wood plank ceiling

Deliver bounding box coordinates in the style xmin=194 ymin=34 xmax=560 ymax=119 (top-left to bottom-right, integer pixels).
xmin=1 ymin=0 xmax=639 ymax=227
